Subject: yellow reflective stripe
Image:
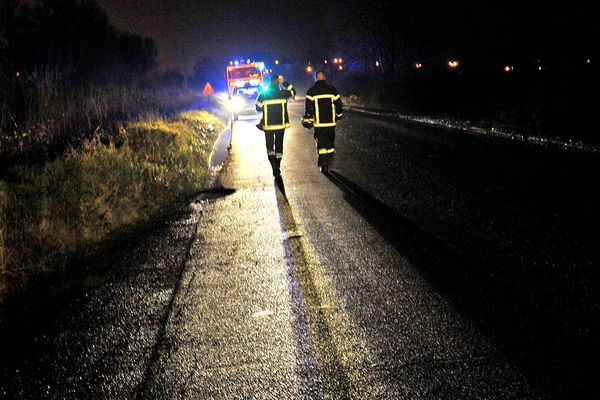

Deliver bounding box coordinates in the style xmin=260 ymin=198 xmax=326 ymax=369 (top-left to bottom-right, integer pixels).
xmin=286 ymin=85 xmax=293 ymax=91
xmin=263 ymin=100 xmax=287 ymax=130
xmin=263 ymin=123 xmax=290 ymax=130
xmin=332 ymin=101 xmax=335 ymax=122
xmin=318 ymin=148 xmax=335 ymax=154
xmin=311 ymin=94 xmax=338 ymax=126
xmin=306 ymin=95 xmax=314 ymax=100
xmin=255 ymin=101 xmax=263 ymax=108
xmin=312 ymin=94 xmax=336 ymax=100
xmin=264 ymin=104 xmax=268 ymax=126
xmin=263 ymin=99 xmax=287 ymax=105
xmin=333 ymin=94 xmax=341 ymax=101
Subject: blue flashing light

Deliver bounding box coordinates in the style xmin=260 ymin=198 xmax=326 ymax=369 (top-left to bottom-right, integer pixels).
xmin=234 ymin=60 xmax=239 ymax=66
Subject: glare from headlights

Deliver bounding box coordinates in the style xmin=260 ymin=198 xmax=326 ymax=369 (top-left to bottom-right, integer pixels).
xmin=227 ymin=96 xmax=245 ymax=113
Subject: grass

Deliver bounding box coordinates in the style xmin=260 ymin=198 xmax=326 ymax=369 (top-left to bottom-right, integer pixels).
xmin=1 ymin=68 xmax=207 ymax=160
xmin=0 ymin=109 xmax=224 ymax=298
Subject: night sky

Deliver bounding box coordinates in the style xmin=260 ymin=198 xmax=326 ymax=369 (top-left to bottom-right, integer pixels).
xmin=97 ymin=0 xmax=326 ymax=73
xmin=96 ymin=0 xmax=599 ymax=74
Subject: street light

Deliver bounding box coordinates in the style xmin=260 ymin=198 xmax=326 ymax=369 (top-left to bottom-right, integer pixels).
xmin=503 ymin=65 xmax=514 ymax=73
xmin=306 ymin=66 xmax=313 ymax=73
xmin=338 ymin=65 xmax=343 ymax=71
xmin=415 ymin=63 xmax=423 ymax=69
xmin=448 ymin=60 xmax=459 ymax=69
xmin=275 ymin=59 xmax=280 ymax=65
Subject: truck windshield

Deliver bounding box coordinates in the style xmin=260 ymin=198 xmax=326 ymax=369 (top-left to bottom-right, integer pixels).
xmin=229 ymin=67 xmax=261 ymax=80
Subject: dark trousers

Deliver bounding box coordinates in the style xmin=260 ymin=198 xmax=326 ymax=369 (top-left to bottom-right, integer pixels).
xmin=265 ymin=129 xmax=285 ymax=175
xmin=314 ymin=127 xmax=336 ymax=166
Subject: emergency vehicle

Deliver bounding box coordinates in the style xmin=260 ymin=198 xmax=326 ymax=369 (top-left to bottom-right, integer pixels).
xmin=226 ymin=60 xmax=269 ymax=119
xmin=227 ymin=61 xmax=268 ymax=96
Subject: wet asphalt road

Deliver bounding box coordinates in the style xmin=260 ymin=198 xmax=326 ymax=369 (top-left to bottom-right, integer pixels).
xmin=1 ymin=100 xmax=598 ymax=399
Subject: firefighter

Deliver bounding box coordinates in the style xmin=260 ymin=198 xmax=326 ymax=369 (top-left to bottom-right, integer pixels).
xmin=302 ymin=70 xmax=343 ymax=173
xmin=277 ymin=74 xmax=296 ymax=100
xmin=255 ymin=75 xmax=293 ymax=177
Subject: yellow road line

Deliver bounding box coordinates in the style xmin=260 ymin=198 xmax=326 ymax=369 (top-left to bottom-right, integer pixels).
xmin=275 ymin=189 xmax=382 ymax=399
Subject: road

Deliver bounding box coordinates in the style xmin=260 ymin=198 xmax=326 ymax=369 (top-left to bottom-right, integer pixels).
xmin=1 ymin=99 xmax=598 ymax=399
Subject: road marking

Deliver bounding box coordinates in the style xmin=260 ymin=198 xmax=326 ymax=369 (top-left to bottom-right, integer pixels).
xmin=274 ymin=187 xmax=376 ymax=399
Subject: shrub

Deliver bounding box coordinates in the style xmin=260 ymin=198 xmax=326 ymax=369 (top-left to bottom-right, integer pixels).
xmin=0 ymin=110 xmax=224 ymax=298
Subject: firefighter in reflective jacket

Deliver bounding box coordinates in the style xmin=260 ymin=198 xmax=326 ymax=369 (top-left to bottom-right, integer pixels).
xmin=277 ymin=74 xmax=296 ymax=100
xmin=255 ymin=75 xmax=292 ymax=177
xmin=302 ymin=70 xmax=343 ymax=173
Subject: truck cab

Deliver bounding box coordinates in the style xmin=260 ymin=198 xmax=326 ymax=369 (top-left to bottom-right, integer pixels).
xmin=226 ymin=61 xmax=267 ymax=119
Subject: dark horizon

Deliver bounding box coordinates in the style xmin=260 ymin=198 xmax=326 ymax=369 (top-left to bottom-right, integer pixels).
xmin=96 ymin=0 xmax=600 ymax=73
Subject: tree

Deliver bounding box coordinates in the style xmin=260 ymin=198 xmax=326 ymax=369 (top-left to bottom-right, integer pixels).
xmin=6 ymin=0 xmax=156 ymax=83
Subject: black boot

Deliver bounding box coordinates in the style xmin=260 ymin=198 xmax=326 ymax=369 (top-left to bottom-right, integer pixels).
xmin=268 ymin=155 xmax=279 ymax=176
xmin=273 ymin=157 xmax=282 ymax=177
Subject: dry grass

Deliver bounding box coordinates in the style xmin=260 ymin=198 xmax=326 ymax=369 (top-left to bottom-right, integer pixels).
xmin=0 ymin=110 xmax=224 ymax=298
xmin=1 ymin=69 xmax=204 ymax=159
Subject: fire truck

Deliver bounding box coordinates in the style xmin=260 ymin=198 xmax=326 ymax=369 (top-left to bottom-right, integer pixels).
xmin=226 ymin=61 xmax=267 ymax=97
xmin=226 ymin=61 xmax=268 ymax=119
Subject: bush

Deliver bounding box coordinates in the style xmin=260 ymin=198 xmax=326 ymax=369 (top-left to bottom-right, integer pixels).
xmin=0 ymin=110 xmax=224 ymax=298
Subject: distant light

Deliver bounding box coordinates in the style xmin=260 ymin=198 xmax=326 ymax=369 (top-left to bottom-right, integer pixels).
xmin=339 ymin=58 xmax=343 ymax=63
xmin=275 ymin=59 xmax=280 ymax=65
xmin=324 ymin=59 xmax=328 ymax=64
xmin=227 ymin=66 xmax=233 ymax=71
xmin=415 ymin=63 xmax=422 ymax=69
xmin=229 ymin=61 xmax=233 ymax=65
xmin=333 ymin=58 xmax=339 ymax=64
xmin=246 ymin=59 xmax=251 ymax=64
xmin=249 ymin=79 xmax=260 ymax=85
xmin=15 ymin=71 xmax=20 ymax=77
xmin=503 ymin=65 xmax=514 ymax=73
xmin=234 ymin=60 xmax=239 ymax=66
xmin=375 ymin=61 xmax=380 ymax=67
xmin=338 ymin=65 xmax=343 ymax=71
xmin=306 ymin=66 xmax=313 ymax=73
xmin=258 ymin=62 xmax=265 ymax=71
xmin=586 ymin=59 xmax=591 ymax=64
xmin=538 ymin=66 xmax=542 ymax=71
xmin=448 ymin=60 xmax=459 ymax=69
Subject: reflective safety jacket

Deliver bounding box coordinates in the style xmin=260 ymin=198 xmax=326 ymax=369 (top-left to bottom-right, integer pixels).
xmin=255 ymin=86 xmax=292 ymax=131
xmin=304 ymin=80 xmax=343 ymax=128
xmin=279 ymin=81 xmax=296 ymax=98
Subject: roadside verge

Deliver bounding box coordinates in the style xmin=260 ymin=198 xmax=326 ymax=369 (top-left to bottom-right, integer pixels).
xmin=0 ymin=109 xmax=226 ymax=299
xmin=344 ymin=98 xmax=599 ymax=153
